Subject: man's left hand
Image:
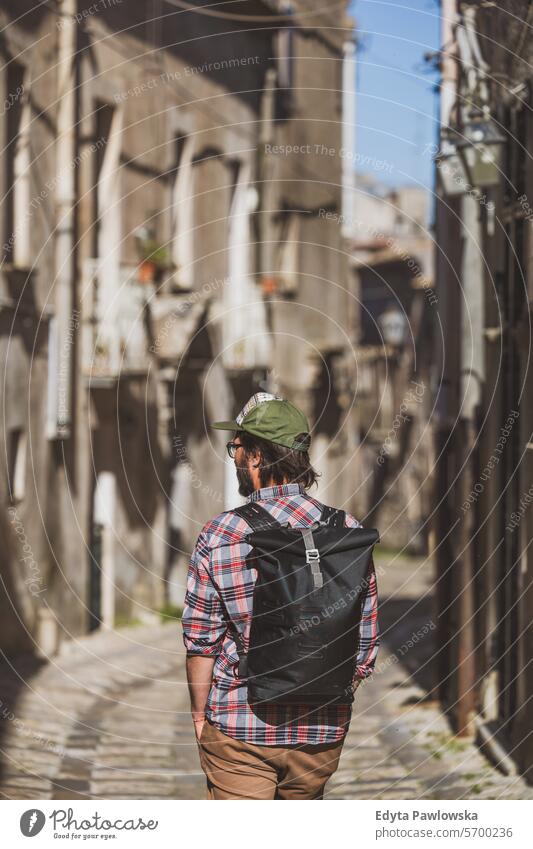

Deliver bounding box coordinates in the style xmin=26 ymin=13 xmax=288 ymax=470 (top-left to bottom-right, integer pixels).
xmin=193 ymin=715 xmax=205 ymax=741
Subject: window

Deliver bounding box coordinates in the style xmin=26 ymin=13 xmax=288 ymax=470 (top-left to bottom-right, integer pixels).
xmin=7 ymin=427 xmax=26 ymax=503
xmin=46 ymin=312 xmax=73 ymax=439
xmin=171 ymin=134 xmax=195 ymax=290
xmin=95 ymin=101 xmax=122 ymax=271
xmin=277 ymin=213 xmax=300 ymax=294
xmin=223 ymin=161 xmax=269 ymax=369
xmin=94 ymin=101 xmax=123 ymax=372
xmin=5 ymin=62 xmax=31 ymax=268
xmin=277 ymin=2 xmax=294 ymax=106
xmin=46 ymin=316 xmax=60 ymax=439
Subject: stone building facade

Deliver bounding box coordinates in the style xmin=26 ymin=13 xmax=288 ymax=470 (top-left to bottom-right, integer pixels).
xmin=0 ymin=0 xmax=357 ymax=654
xmin=433 ymin=0 xmax=533 ymax=783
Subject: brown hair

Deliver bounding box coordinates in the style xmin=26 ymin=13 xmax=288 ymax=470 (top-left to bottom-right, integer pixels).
xmin=236 ymin=430 xmax=320 ymax=490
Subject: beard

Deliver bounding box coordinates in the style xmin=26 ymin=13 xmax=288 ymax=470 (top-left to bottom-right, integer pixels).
xmin=236 ymin=464 xmax=255 ymax=497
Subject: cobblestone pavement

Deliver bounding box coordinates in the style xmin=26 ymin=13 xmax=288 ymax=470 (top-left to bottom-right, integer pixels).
xmin=1 ymin=552 xmax=532 ymax=800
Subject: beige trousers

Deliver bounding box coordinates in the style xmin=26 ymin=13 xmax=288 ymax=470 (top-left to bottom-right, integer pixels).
xmin=197 ymin=719 xmax=345 ymax=800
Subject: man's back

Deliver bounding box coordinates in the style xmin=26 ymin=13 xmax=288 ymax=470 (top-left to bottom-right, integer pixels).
xmin=182 ymin=482 xmax=380 ymax=746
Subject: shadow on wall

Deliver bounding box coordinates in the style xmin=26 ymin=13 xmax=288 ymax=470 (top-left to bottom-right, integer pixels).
xmin=311 ymin=352 xmax=344 ymax=441
xmin=378 ymin=592 xmax=435 ymax=699
xmin=0 ymin=508 xmax=48 ymax=786
xmin=0 ymin=510 xmax=35 ymax=657
xmin=91 ymin=379 xmax=166 ymax=530
xmin=0 ymin=650 xmax=47 ymax=787
xmin=95 ymin=0 xmax=274 ymax=111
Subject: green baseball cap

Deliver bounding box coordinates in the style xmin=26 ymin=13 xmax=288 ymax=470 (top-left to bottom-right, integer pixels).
xmin=212 ymin=392 xmax=311 ymax=451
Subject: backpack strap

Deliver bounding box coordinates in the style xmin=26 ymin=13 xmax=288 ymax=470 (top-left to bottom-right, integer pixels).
xmin=217 ymin=599 xmax=249 ymax=679
xmin=216 ymin=596 xmax=249 ymax=679
xmin=232 ymin=501 xmax=283 ymax=532
xmin=321 ymin=504 xmax=346 ymax=527
xmin=236 ymin=501 xmax=344 ymax=529
xmin=222 ymin=501 xmax=282 ymax=679
xmin=300 ymin=525 xmax=323 ymax=591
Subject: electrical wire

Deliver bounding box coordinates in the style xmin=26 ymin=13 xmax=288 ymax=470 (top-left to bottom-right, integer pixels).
xmin=161 ymin=0 xmax=346 ymax=24
xmin=511 ymin=0 xmax=533 ymax=68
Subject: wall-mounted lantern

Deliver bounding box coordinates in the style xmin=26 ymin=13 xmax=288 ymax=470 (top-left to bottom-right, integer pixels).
xmin=378 ymin=306 xmax=408 ymax=349
xmin=435 ymin=133 xmax=469 ymax=196
xmin=457 ymin=117 xmax=505 ymax=189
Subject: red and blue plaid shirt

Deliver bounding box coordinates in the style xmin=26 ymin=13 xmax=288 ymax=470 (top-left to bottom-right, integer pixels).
xmin=181 ymin=483 xmax=380 ymax=745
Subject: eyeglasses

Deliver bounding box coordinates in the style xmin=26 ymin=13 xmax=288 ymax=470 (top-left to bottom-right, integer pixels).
xmin=226 ymin=441 xmax=243 ymax=459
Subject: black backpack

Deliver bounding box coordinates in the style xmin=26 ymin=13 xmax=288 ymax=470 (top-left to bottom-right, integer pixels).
xmin=225 ymin=501 xmax=379 ymax=706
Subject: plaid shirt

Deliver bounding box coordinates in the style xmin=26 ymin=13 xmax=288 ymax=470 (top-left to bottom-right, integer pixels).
xmin=182 ymin=483 xmax=380 ymax=745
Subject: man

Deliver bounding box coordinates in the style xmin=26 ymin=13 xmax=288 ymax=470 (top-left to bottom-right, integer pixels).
xmin=182 ymin=393 xmax=380 ymax=800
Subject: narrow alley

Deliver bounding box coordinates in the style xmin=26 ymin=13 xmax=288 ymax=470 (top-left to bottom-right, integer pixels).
xmin=1 ymin=0 xmax=533 ymax=814
xmin=1 ymin=551 xmax=531 ymax=801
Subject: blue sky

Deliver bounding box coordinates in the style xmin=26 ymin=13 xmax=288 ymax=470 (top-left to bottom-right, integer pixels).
xmin=349 ymin=0 xmax=441 ymax=189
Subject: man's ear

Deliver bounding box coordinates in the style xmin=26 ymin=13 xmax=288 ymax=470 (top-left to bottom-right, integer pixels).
xmin=252 ymin=449 xmax=262 ymax=469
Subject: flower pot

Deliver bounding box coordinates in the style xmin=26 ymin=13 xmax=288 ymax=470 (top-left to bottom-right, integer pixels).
xmin=138 ymin=260 xmax=157 ymax=283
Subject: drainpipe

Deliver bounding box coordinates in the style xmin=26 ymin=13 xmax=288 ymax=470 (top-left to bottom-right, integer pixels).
xmin=447 ymin=0 xmax=480 ymax=737
xmin=258 ymin=65 xmax=276 ymax=288
xmin=257 ymin=64 xmax=277 ymax=351
xmin=48 ymin=0 xmax=77 ymax=439
xmin=455 ymin=0 xmax=489 ymax=737
xmin=433 ymin=0 xmax=459 ymax=707
xmin=341 ymin=31 xmax=357 ymax=240
xmin=440 ymin=0 xmax=458 ymax=130
xmin=456 ymin=190 xmax=484 ymax=736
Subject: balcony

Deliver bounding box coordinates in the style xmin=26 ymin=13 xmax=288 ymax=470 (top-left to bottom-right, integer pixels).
xmin=82 ymin=260 xmax=153 ymax=387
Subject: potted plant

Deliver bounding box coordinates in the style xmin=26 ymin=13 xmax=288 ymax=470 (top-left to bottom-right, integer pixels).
xmin=135 ymin=231 xmax=170 ymax=283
